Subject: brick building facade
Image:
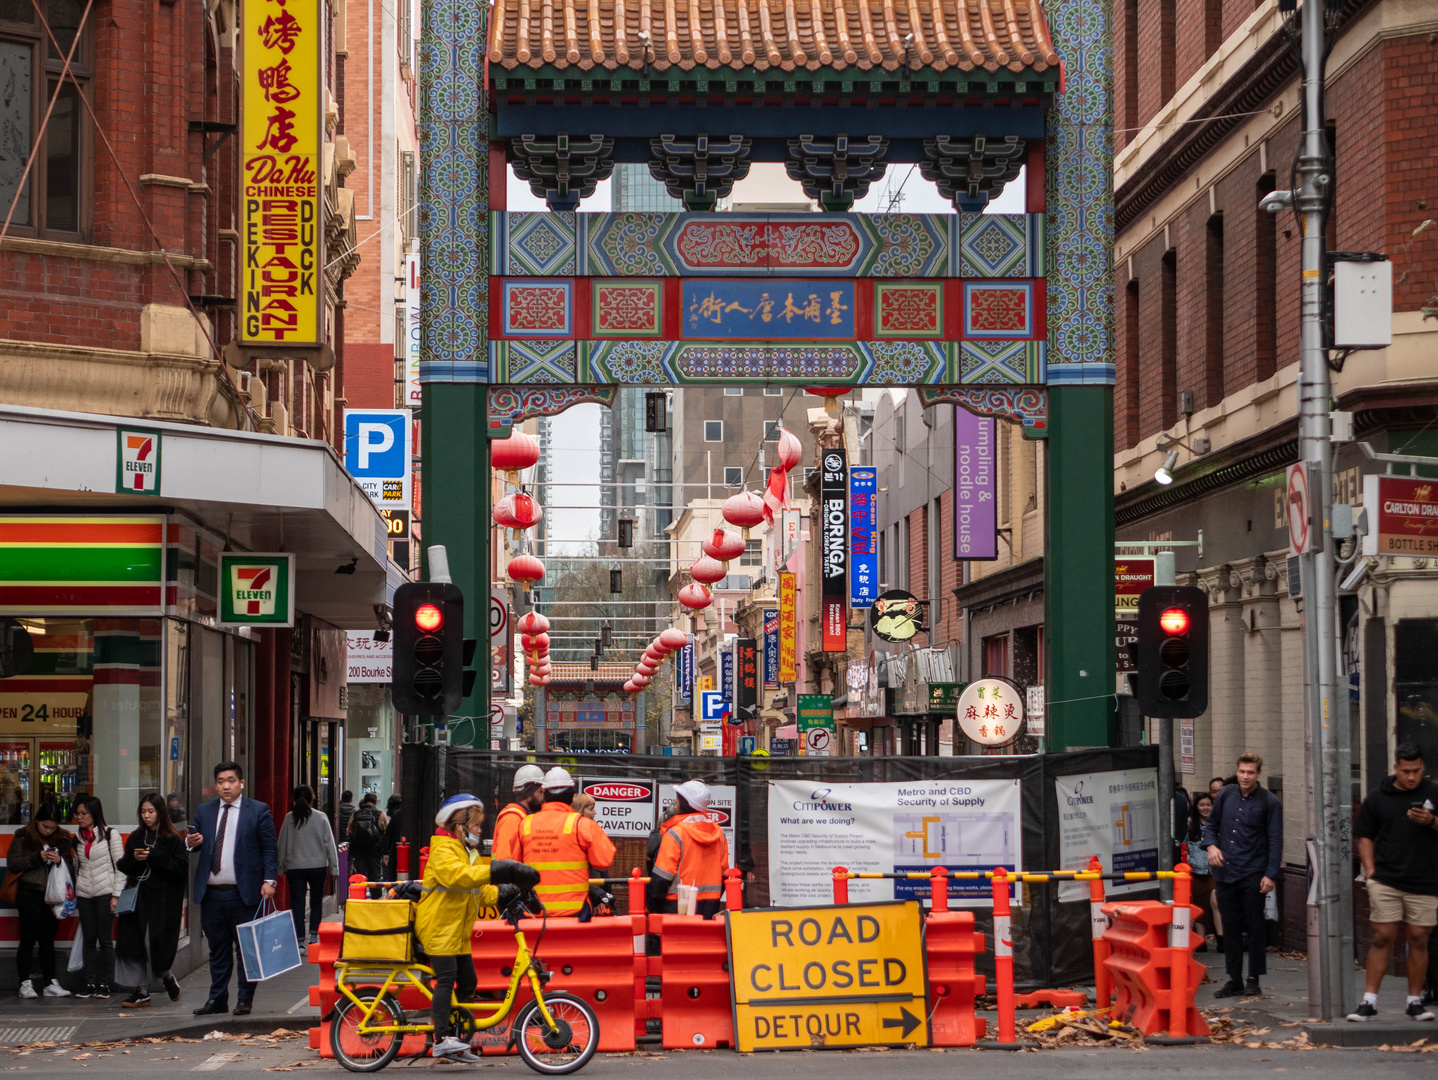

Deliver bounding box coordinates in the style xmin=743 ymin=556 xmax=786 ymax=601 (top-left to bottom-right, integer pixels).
xmin=1113 ymin=0 xmax=1438 ymax=925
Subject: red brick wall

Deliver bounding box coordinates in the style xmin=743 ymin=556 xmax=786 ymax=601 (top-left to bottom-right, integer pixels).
xmin=1379 ymin=36 xmax=1438 ymax=311
xmin=345 ymin=343 xmax=398 ymax=409
xmin=934 ymin=490 xmax=963 ymax=648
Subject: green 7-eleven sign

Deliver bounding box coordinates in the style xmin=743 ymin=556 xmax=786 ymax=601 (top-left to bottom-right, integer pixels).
xmin=218 ymin=553 xmax=295 ymax=626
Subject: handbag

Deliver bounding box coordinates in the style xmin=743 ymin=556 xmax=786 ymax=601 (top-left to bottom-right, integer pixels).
xmin=117 ymin=832 xmax=152 ymax=916
xmin=237 ymin=898 xmax=302 ymax=982
xmin=0 ymin=870 xmax=20 ymax=906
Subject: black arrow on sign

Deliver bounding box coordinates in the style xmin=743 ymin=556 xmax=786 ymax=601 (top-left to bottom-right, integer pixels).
xmin=881 ymin=1005 xmax=921 ymax=1039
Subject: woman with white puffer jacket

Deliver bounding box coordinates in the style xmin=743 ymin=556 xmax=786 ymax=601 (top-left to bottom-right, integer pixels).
xmin=71 ymin=797 xmax=125 ymax=1000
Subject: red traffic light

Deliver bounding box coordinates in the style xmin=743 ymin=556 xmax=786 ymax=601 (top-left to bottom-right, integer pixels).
xmin=414 ymin=603 xmax=443 ymax=632
xmin=1159 ymin=607 xmax=1190 ymax=635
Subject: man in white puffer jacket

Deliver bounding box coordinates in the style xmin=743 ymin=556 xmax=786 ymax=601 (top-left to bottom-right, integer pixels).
xmin=72 ymin=797 xmax=124 ymax=999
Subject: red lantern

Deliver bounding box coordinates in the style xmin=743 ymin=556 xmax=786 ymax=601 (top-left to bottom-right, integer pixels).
xmin=659 ymin=628 xmax=689 ymax=651
xmin=678 ymin=582 xmax=713 ymax=611
xmin=723 ymin=491 xmax=766 ymax=541
xmin=805 ymin=385 xmax=852 ymax=417
xmin=636 ymin=661 xmax=657 ymax=677
xmin=776 ymin=428 xmax=803 ymax=472
xmin=623 ymin=680 xmax=638 ymax=693
xmin=521 ymin=632 xmax=549 ymax=651
xmin=491 ymin=431 xmax=541 ymax=476
xmin=532 ymin=663 xmax=553 ymax=676
xmin=494 ymin=492 xmax=543 ymax=531
xmin=507 ymin=553 xmax=545 ymax=592
xmin=689 ymin=555 xmax=726 ymax=584
xmin=701 ymin=528 xmax=746 ymax=566
xmin=631 ymin=673 xmax=652 ymax=688
xmin=643 ymin=646 xmax=664 ymax=664
xmin=528 ymin=673 xmax=547 ymax=687
xmin=516 ymin=612 xmax=549 ymax=635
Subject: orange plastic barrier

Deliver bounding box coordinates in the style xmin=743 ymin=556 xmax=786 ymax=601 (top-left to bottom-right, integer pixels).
xmin=924 ymin=909 xmax=987 ymax=1046
xmin=1101 ymin=885 xmax=1208 ymax=1039
xmin=1014 ymin=989 xmax=1087 ymax=1009
xmin=655 ymin=914 xmax=732 ymax=1049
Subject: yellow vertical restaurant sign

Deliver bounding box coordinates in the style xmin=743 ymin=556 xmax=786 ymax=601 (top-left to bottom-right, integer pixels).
xmin=240 ymin=0 xmax=324 ymax=345
xmin=727 ymin=901 xmax=930 ymax=1051
xmin=778 ymin=571 xmax=797 ymax=682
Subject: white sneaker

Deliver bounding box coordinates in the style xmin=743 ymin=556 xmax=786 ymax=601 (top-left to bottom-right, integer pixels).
xmin=42 ymin=980 xmax=71 ymax=997
xmin=17 ymin=980 xmax=37 ymax=999
xmin=431 ymin=1036 xmax=479 ymax=1061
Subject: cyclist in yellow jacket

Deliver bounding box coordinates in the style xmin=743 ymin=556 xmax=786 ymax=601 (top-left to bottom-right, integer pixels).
xmin=517 ymin=768 xmax=616 ymax=919
xmin=417 ymin=794 xmax=537 ymax=1062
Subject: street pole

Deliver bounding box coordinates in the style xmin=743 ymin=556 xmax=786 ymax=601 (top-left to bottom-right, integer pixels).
xmin=1154 ymin=552 xmax=1176 ymax=903
xmin=1294 ymin=0 xmax=1350 ymax=1019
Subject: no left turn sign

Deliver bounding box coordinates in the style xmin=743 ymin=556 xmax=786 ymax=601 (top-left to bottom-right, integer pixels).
xmin=1286 ymin=463 xmax=1312 ymax=556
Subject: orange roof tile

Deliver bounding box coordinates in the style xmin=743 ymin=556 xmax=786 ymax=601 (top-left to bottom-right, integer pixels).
xmin=488 ymin=0 xmax=1059 ymax=75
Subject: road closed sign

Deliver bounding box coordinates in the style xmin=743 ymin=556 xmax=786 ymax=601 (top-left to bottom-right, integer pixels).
xmin=727 ymin=901 xmax=929 ymax=1051
xmin=578 ymin=777 xmax=657 ymax=837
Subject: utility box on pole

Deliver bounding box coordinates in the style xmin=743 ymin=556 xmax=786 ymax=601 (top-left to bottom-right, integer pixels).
xmin=1333 ymin=258 xmax=1392 ymax=349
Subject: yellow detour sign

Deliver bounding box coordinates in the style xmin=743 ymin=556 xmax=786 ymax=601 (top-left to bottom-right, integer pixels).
xmin=726 ymin=901 xmax=929 ymax=1051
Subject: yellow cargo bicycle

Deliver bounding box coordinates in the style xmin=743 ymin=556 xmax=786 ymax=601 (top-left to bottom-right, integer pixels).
xmin=329 ymin=889 xmax=599 ymax=1075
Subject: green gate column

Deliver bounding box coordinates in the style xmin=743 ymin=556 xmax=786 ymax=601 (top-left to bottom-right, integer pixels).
xmin=420 ymin=385 xmax=490 ymax=742
xmin=1043 ymin=385 xmax=1116 ymax=750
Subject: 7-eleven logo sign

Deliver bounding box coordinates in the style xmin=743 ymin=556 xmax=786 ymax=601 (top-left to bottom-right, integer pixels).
xmin=231 ymin=564 xmax=276 ymax=616
xmin=119 ymin=431 xmax=159 ymax=493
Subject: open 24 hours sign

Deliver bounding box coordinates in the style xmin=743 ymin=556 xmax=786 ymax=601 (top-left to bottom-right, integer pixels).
xmin=727 ymin=901 xmax=929 ymax=1051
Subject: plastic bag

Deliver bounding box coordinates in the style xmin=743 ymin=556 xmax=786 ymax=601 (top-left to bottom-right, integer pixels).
xmin=67 ymin=928 xmax=85 ymax=973
xmin=44 ymin=860 xmax=73 ymax=906
xmin=1264 ymin=888 xmax=1278 ymax=922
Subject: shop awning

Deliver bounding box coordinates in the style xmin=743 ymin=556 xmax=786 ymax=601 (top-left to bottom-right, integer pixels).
xmin=0 ymin=404 xmax=406 ymax=629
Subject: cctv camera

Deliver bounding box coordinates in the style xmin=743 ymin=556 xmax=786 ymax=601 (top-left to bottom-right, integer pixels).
xmin=1340 ymin=558 xmax=1373 ymax=593
xmin=1259 ymin=189 xmax=1294 ymax=214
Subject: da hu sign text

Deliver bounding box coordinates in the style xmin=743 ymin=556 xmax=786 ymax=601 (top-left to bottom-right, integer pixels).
xmin=240 ymin=0 xmax=324 ymax=345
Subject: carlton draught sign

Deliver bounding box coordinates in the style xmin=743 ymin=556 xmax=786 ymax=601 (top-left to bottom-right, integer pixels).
xmin=820 ymin=449 xmax=848 ymax=652
xmin=1363 ymin=475 xmax=1438 ymax=556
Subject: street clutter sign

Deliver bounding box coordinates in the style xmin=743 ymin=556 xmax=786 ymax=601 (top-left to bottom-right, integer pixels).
xmin=870 ymin=590 xmax=924 ymax=643
xmin=766 ymin=779 xmax=1021 ymax=906
xmin=491 ymin=588 xmax=512 ymax=696
xmin=1114 ymin=558 xmax=1154 ymax=613
xmin=797 ymin=695 xmax=834 ymax=757
xmin=345 ymin=409 xmax=412 ymax=519
xmin=727 ymin=901 xmax=930 ymax=1051
xmin=1053 ymin=768 xmax=1159 ymax=902
xmin=1362 ymin=473 xmax=1438 ymax=556
xmin=778 ymin=573 xmax=797 ymax=681
xmin=700 ymin=690 xmax=726 ymax=724
xmin=1286 ymin=462 xmax=1314 ymax=556
xmin=849 ymin=466 xmax=877 ymax=608
xmin=346 ymin=632 xmax=392 ymax=682
xmin=218 ymin=553 xmax=295 ymax=626
xmin=578 ymin=777 xmax=656 ymax=837
xmin=953 ymin=408 xmax=997 ymax=559
xmin=115 ymin=428 xmax=161 ymax=494
xmin=955 ymin=677 xmax=1024 ymax=747
xmin=1025 ymin=685 xmax=1045 ymax=736
xmin=820 ymin=449 xmax=848 ymax=651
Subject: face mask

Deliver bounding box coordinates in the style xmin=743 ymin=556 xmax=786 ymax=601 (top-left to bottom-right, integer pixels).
xmin=463 ymin=832 xmax=481 ymax=848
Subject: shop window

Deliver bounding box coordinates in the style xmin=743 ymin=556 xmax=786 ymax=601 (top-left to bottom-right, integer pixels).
xmin=1395 ymin=618 xmax=1438 ymax=770
xmin=705 ymin=420 xmax=723 ymax=441
xmin=983 ymin=632 xmax=1011 ymax=679
xmin=0 ymin=0 xmax=90 ymax=237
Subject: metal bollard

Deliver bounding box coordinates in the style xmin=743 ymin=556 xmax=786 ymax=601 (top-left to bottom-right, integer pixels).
xmin=1087 ymin=856 xmax=1111 ymax=1010
xmin=723 ymin=866 xmax=743 ymax=911
xmin=832 ymin=865 xmax=850 ymax=905
xmin=930 ymin=866 xmax=950 ymax=914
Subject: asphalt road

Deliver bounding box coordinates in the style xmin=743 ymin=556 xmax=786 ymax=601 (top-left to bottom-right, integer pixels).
xmin=3 ymin=1038 xmax=1435 ymax=1078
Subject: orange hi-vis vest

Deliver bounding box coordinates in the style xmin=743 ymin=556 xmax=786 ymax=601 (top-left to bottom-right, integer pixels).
xmin=518 ymin=802 xmax=617 ymax=915
xmin=491 ymin=802 xmax=527 ymax=861
xmin=653 ymin=813 xmax=728 ymax=902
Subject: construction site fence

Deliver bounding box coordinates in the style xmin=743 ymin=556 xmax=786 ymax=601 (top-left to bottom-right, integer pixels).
xmin=403 ymin=743 xmax=1162 ymax=989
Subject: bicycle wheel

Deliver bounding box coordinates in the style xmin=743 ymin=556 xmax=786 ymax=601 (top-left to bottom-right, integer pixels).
xmin=330 ymin=989 xmax=405 ymax=1072
xmin=513 ymin=991 xmax=599 ymax=1076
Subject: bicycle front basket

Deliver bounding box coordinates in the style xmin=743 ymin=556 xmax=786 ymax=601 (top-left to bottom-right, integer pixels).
xmin=340 ymin=898 xmax=415 ymax=963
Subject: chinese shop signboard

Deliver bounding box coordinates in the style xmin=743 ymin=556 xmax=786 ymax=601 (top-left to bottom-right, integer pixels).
xmin=820 ymin=449 xmax=848 ymax=652
xmin=240 ymin=0 xmax=324 ymax=345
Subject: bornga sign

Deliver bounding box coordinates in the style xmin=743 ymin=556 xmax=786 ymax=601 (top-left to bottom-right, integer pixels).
xmin=727 ymin=901 xmax=929 ymax=1051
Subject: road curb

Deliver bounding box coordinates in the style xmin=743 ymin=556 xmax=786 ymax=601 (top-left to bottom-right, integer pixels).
xmin=1300 ymin=1021 xmax=1436 ymax=1047
xmin=68 ymin=1010 xmax=320 ymax=1046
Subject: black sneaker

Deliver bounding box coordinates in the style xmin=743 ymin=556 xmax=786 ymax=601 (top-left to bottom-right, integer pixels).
xmin=1213 ymin=980 xmax=1246 ymax=998
xmin=163 ymin=974 xmax=181 ymax=1001
xmin=1406 ymin=1001 xmax=1436 ymax=1022
xmin=1347 ymin=1002 xmax=1377 ymax=1022
xmin=95 ymin=984 xmax=111 ymax=1000
xmin=74 ymin=983 xmax=97 ymax=999
xmin=122 ymin=989 xmax=152 ymax=1009
xmin=1245 ymin=978 xmax=1262 ymax=996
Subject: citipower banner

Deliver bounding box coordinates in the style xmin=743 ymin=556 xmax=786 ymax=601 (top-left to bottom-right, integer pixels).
xmin=767 ymin=779 xmax=1022 ymax=907
xmin=1053 ymin=768 xmax=1159 ymax=902
xmin=240 ymin=0 xmax=324 ymax=345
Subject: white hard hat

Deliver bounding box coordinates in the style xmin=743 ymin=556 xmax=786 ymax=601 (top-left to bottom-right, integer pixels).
xmin=513 ymin=764 xmax=545 ymax=790
xmin=676 ymin=779 xmax=711 ymax=811
xmin=542 ymin=766 xmax=575 ymax=791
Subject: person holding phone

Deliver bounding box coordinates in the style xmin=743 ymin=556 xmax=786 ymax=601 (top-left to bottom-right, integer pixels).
xmin=1348 ymin=742 xmax=1438 ymax=1023
xmin=186 ymin=762 xmax=278 ymax=1016
xmin=114 ymin=793 xmax=189 ymax=1006
xmin=5 ymin=803 xmax=75 ymax=998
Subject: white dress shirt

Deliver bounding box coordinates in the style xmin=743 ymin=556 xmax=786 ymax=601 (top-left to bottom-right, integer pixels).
xmin=207 ymin=795 xmax=242 ymax=886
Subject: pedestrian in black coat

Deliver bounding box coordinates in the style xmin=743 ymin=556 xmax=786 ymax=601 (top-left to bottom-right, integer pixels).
xmin=114 ymin=793 xmax=189 ymax=1007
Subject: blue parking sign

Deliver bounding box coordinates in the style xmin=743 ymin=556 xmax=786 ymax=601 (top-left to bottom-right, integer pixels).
xmin=700 ymin=690 xmax=726 ymax=723
xmin=344 ymin=409 xmax=411 ymax=511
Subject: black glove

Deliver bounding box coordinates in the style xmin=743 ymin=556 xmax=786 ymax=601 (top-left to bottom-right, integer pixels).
xmin=588 ymin=884 xmax=613 ymax=909
xmin=387 ymin=880 xmax=421 ymax=902
xmin=496 ymin=884 xmax=522 ymax=911
xmin=489 ymin=859 xmax=541 ymax=890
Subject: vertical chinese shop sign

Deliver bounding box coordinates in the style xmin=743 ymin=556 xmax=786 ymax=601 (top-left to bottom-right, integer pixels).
xmin=778 ymin=573 xmax=797 ymax=683
xmin=240 ymin=0 xmax=324 ymax=345
xmin=820 ymin=449 xmax=848 ymax=652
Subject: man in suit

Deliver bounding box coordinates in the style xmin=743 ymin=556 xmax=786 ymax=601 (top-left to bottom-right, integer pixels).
xmin=186 ymin=761 xmax=278 ymax=1015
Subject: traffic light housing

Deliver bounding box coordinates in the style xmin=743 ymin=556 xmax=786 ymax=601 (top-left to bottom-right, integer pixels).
xmin=1136 ymin=585 xmax=1209 ymax=718
xmin=392 ymin=582 xmax=465 ymax=716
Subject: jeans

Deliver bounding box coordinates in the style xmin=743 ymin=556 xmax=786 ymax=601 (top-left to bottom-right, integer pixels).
xmin=1216 ymin=876 xmax=1268 ymax=983
xmin=76 ymin=894 xmax=115 ymax=984
xmin=430 ymin=954 xmax=477 ymax=1040
xmin=14 ymin=887 xmax=58 ymax=987
xmin=200 ymin=886 xmax=255 ymax=1005
xmin=286 ymin=867 xmax=328 ymax=941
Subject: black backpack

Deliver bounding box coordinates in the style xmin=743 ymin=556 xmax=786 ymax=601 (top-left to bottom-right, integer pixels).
xmin=351 ymin=808 xmax=383 ymax=852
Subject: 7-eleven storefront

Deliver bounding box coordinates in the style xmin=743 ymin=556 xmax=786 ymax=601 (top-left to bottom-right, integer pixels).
xmin=0 ymin=407 xmax=403 ymax=984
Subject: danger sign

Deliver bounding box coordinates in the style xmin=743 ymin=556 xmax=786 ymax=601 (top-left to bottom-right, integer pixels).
xmin=578 ymin=777 xmax=656 ymax=837
xmin=727 ymin=901 xmax=929 ymax=1051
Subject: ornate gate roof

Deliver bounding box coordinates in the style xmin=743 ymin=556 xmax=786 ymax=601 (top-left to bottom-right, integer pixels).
xmin=487 ymin=0 xmax=1058 ymax=76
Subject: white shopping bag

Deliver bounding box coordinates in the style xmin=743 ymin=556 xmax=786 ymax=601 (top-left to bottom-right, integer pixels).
xmin=68 ymin=928 xmax=85 ymax=973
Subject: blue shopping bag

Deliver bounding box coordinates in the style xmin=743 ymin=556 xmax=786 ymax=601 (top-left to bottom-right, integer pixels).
xmin=237 ymin=900 xmax=303 ymax=982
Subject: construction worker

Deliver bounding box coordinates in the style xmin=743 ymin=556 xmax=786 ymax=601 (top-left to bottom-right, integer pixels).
xmin=646 ymin=779 xmax=728 ymax=919
xmin=516 ymin=767 xmax=616 ymax=919
xmin=491 ymin=764 xmax=546 ymax=861
xmin=646 ymin=790 xmax=693 ymax=872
